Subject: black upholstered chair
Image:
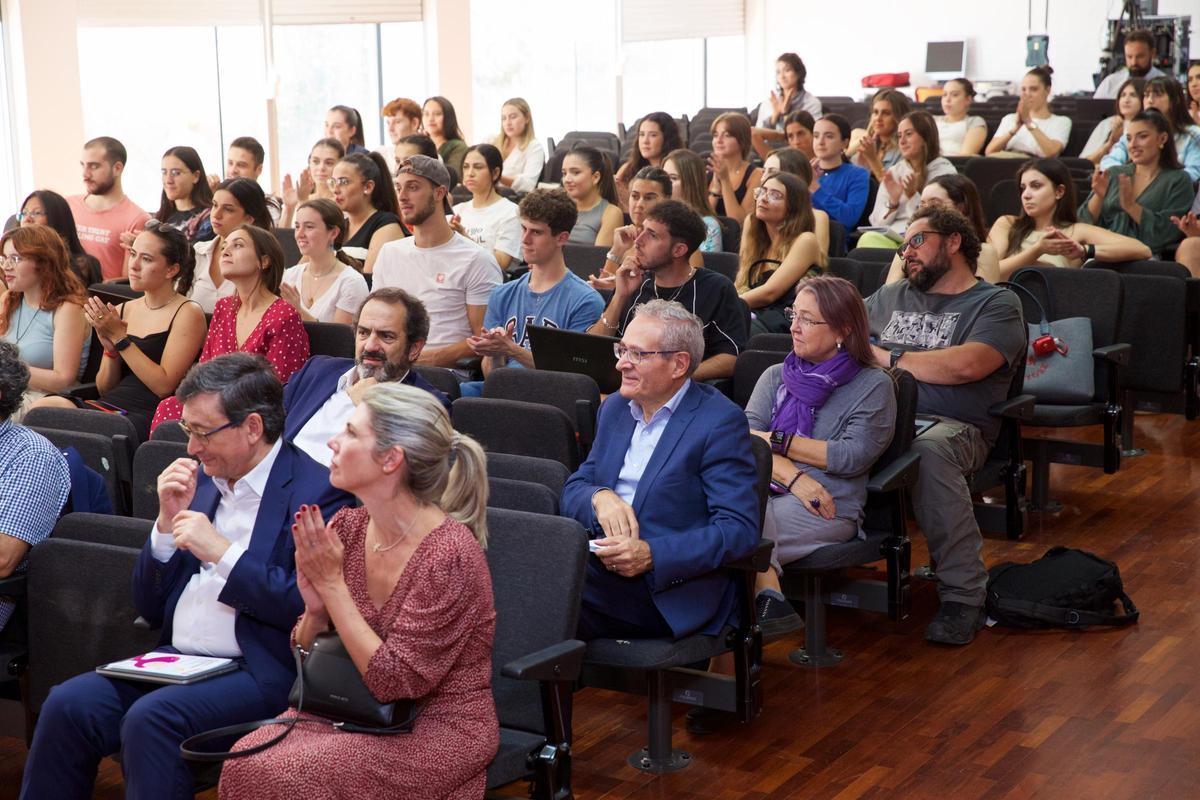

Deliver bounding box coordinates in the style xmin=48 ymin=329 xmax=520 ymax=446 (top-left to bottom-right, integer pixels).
xmin=131 ymin=440 xmax=190 ymax=521
xmin=482 ymin=368 xmax=600 ymax=456
xmin=452 ymin=397 xmax=580 ymax=469
xmin=486 ymin=452 xmax=572 ymax=499
xmin=302 ymin=321 xmax=354 ymax=359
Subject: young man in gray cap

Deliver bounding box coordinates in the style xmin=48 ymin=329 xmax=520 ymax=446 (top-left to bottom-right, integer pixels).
xmin=373 ymin=155 xmax=502 ymax=368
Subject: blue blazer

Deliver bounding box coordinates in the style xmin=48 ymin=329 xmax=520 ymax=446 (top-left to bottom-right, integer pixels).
xmin=131 ymin=441 xmax=353 ymax=701
xmin=283 ymin=356 xmax=452 ymax=443
xmin=561 ymin=381 xmax=759 ymax=638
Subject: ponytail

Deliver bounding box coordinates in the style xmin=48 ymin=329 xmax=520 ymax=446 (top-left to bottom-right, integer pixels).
xmin=440 ymin=432 xmax=489 ymax=547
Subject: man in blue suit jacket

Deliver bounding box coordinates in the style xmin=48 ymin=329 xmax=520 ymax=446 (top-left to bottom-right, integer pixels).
xmin=561 ymin=299 xmax=758 ymax=641
xmin=22 ymin=355 xmax=353 ymax=800
xmin=285 ymin=288 xmax=450 ymax=466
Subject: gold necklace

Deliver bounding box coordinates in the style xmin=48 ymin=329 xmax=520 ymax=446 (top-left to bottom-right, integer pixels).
xmin=371 ymin=516 xmax=415 ymax=553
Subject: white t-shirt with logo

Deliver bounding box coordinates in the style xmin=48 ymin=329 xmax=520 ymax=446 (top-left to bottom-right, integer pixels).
xmin=452 ymin=197 xmax=522 ymax=260
xmin=372 ymin=233 xmax=502 ymax=350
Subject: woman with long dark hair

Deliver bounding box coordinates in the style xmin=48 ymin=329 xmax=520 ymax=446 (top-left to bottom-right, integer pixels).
xmin=988 ymin=158 xmax=1150 ymax=279
xmin=847 ymin=89 xmax=912 ymax=180
xmin=935 ymin=78 xmax=986 ymax=156
xmin=153 ymin=225 xmax=308 ymax=428
xmin=1102 ymin=76 xmax=1200 ymax=182
xmin=155 ymin=146 xmax=214 ymax=243
xmin=737 ymin=172 xmax=824 ymax=334
xmin=282 ymin=138 xmax=346 ymax=228
xmin=862 ymin=110 xmax=956 ymax=247
xmin=662 ymin=149 xmax=723 ymax=252
xmin=754 ymin=53 xmax=822 ymax=132
xmin=423 ymin=96 xmax=468 ymax=178
xmin=1080 ymin=109 xmax=1194 ymax=258
xmin=615 ymin=112 xmax=682 ymax=210
xmin=708 ymin=112 xmax=763 ymax=221
xmin=330 ymin=152 xmax=403 ymax=274
xmin=562 ymin=144 xmax=623 ymax=247
xmin=452 ymin=144 xmax=522 ymax=270
xmin=189 ymin=177 xmax=273 ymax=313
xmin=18 ymin=190 xmax=102 ymax=286
xmin=326 ymin=105 xmax=368 ymax=155
xmin=1082 ymin=78 xmax=1144 ymax=164
xmin=36 ymin=222 xmax=206 ymax=441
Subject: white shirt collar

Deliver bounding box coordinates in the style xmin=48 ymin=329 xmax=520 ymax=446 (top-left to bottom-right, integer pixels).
xmin=338 ymin=365 xmax=411 ymax=395
xmin=629 ymin=379 xmax=692 ymax=425
xmin=213 ymin=438 xmax=283 ymax=500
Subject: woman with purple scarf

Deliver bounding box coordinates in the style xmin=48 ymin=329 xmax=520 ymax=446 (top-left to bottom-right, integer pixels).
xmin=745 ymin=275 xmax=897 ymax=639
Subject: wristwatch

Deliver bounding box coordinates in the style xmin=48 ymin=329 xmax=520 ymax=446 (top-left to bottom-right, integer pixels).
xmin=605 ymin=250 xmax=620 ymax=263
xmin=113 ymin=336 xmax=132 ymax=352
xmin=1025 ymin=121 xmax=1040 ymax=131
xmin=889 ymin=349 xmax=904 ymax=369
xmin=769 ymin=430 xmax=788 ymax=454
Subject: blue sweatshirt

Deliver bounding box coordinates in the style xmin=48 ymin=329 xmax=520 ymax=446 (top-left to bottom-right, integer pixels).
xmin=812 ymin=161 xmax=870 ymax=231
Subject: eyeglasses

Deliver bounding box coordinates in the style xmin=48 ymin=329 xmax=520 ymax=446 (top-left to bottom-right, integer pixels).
xmin=16 ymin=210 xmax=45 ymax=222
xmin=178 ymin=418 xmax=242 ymax=444
xmin=898 ymin=230 xmax=944 ymax=254
xmin=783 ymin=308 xmax=828 ymax=328
xmin=326 ymin=177 xmax=353 ymax=189
xmin=0 ymin=254 xmax=28 ymax=267
xmin=613 ymin=343 xmax=681 ymax=365
xmin=753 ymin=186 xmax=785 ymax=203
xmin=161 ymin=168 xmax=188 ymax=179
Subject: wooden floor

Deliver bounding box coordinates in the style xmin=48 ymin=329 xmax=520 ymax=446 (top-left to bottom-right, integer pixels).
xmin=0 ymin=414 xmax=1197 ymax=799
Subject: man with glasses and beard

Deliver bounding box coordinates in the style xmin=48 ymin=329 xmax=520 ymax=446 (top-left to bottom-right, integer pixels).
xmin=283 ymin=289 xmax=450 ymax=467
xmin=865 ymin=206 xmax=1025 ymax=646
xmin=67 ymin=136 xmax=151 ymax=280
xmin=372 ymin=155 xmax=501 ymax=371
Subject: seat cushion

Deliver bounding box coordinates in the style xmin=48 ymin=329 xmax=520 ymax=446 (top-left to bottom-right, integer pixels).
xmin=584 ymin=629 xmax=730 ymax=670
xmin=486 ymin=728 xmax=546 ymax=789
xmin=1030 ymin=403 xmax=1105 ymax=427
xmin=783 ymin=532 xmax=886 ymax=573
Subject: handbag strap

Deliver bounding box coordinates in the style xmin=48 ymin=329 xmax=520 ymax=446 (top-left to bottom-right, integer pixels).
xmin=1006 ymin=268 xmax=1059 ymax=320
xmin=990 ymin=592 xmax=1139 ymax=627
xmin=998 ymin=280 xmax=1050 ymax=335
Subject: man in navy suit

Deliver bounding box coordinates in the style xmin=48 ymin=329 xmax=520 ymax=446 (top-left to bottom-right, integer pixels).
xmin=561 ymin=299 xmax=759 ymax=641
xmin=285 ymin=288 xmax=451 ymax=466
xmin=21 ymin=354 xmax=353 ymax=800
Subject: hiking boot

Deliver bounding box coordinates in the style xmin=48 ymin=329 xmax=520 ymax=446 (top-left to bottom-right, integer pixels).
xmin=924 ymin=601 xmax=985 ymax=645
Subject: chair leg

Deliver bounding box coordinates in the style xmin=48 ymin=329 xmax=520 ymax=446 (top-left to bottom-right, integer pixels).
xmin=1103 ymin=401 xmax=1122 ymax=474
xmin=1025 ymin=440 xmax=1052 ymax=512
xmin=788 ymin=575 xmax=843 ymax=667
xmin=882 ymin=535 xmax=911 ymax=622
xmin=1185 ymin=357 xmax=1199 ymax=421
xmin=627 ymin=671 xmax=690 ymax=773
xmin=1120 ymin=390 xmax=1140 ymax=456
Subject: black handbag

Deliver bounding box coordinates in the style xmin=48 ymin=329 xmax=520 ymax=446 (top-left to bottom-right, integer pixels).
xmin=180 ymin=632 xmax=418 ymax=763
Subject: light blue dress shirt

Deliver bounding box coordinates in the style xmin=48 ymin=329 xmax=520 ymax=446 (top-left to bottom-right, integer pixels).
xmin=1101 ymin=126 xmax=1200 ymax=183
xmin=613 ymin=380 xmax=692 ymax=504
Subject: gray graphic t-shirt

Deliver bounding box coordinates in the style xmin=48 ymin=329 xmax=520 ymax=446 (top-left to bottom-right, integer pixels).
xmin=866 ymin=280 xmax=1025 ymax=443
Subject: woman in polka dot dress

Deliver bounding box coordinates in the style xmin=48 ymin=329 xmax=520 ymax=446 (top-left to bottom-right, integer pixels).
xmin=219 ymin=384 xmax=498 ymax=800
xmin=151 ymin=225 xmax=309 ymax=429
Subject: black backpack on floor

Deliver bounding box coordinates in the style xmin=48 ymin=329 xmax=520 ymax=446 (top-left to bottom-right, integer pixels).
xmin=985 ymin=547 xmax=1139 ymax=629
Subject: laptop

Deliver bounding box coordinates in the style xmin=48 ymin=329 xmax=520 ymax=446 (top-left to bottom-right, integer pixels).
xmin=527 ymin=325 xmax=622 ymax=394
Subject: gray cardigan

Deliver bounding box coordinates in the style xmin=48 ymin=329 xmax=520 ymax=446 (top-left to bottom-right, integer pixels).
xmin=745 ymin=364 xmax=897 ymax=527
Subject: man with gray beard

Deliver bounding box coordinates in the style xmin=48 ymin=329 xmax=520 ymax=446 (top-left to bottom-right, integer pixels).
xmin=865 ymin=206 xmax=1025 ymax=646
xmin=283 ymin=288 xmax=450 ymax=467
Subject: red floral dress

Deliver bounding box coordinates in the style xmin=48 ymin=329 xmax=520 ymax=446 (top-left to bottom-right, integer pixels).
xmin=219 ymin=508 xmax=499 ymax=800
xmin=151 ymin=296 xmax=308 ymax=429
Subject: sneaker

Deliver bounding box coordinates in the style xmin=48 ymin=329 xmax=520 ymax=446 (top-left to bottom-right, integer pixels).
xmin=685 ymin=706 xmax=735 ymax=736
xmin=755 ymin=591 xmax=804 ymax=641
xmin=924 ymin=601 xmax=985 ymax=645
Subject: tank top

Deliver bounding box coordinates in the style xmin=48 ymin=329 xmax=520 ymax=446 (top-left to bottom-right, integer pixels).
xmin=1018 ymin=230 xmax=1080 ymax=269
xmin=569 ymin=198 xmax=610 ymax=245
xmin=2 ymin=301 xmax=88 ymax=378
xmin=713 ymin=165 xmax=754 ymax=218
xmin=103 ymin=301 xmax=194 ymax=441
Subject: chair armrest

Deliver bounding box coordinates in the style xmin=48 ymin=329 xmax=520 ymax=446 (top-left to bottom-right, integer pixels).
xmin=1093 ymin=343 xmax=1131 ymax=367
xmin=0 ymin=574 xmax=26 ymax=597
xmin=501 ymin=639 xmax=586 ymax=682
xmin=989 ymin=393 xmax=1035 ymax=421
xmin=66 ymin=383 xmax=99 ymax=401
xmin=867 ymin=450 xmax=921 ymax=494
xmin=453 ymin=357 xmax=483 ymax=380
xmin=724 ymin=538 xmax=774 ymax=573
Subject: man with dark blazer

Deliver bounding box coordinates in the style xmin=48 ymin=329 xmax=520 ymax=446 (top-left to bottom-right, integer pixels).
xmin=561 ymin=299 xmax=759 ymax=641
xmin=21 ymin=354 xmax=353 ymax=800
xmin=285 ymin=288 xmax=450 ymax=466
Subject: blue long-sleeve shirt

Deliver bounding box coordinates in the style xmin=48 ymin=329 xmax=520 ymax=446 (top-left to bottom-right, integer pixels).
xmin=811 ymin=161 xmax=871 ymax=231
xmin=1101 ymin=125 xmax=1200 ymax=183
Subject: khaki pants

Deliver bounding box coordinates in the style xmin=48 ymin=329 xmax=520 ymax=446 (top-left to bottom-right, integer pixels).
xmin=910 ymin=417 xmax=991 ymax=606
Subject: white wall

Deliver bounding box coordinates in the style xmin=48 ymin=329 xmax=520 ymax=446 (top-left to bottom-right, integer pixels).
xmin=750 ymin=0 xmax=1197 ymax=103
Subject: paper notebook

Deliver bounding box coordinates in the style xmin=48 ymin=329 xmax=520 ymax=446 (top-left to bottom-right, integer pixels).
xmin=96 ymin=652 xmax=238 ymax=685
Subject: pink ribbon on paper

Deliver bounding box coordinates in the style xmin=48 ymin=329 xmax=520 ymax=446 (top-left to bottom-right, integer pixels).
xmin=131 ymin=654 xmax=180 ymax=669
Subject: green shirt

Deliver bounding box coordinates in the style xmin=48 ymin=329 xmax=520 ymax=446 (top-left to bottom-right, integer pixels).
xmin=1078 ymin=163 xmax=1194 ymax=258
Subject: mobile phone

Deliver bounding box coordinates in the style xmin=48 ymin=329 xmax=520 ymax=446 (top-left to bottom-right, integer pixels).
xmin=84 ymin=399 xmax=128 ymax=415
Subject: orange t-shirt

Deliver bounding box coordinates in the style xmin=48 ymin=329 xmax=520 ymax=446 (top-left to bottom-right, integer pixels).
xmin=67 ymin=195 xmax=151 ymax=280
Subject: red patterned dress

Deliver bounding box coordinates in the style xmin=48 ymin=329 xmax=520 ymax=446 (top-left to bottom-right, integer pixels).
xmin=150 ymin=295 xmax=309 ymax=430
xmin=219 ymin=508 xmax=499 ymax=800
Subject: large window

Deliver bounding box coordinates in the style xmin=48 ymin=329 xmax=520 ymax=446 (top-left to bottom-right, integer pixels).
xmin=621 ymin=35 xmax=747 ymax=125
xmin=0 ymin=16 xmax=18 ymax=213
xmin=471 ymin=0 xmax=618 ymax=147
xmin=76 ymin=20 xmax=427 ymax=208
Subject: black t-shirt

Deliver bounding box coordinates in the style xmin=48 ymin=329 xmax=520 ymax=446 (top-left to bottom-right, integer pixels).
xmin=616 ymin=267 xmax=747 ymax=361
xmin=345 ymin=209 xmax=402 ymax=249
